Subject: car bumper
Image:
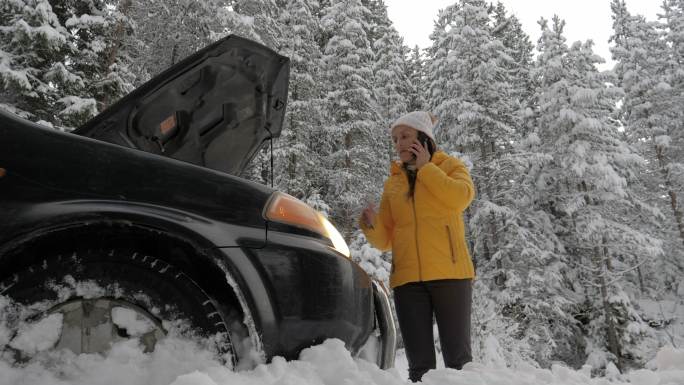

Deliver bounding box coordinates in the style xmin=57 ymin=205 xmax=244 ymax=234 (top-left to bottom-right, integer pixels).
xmin=357 ymin=279 xmax=396 ymax=369
xmin=241 ymin=231 xmax=382 ymax=362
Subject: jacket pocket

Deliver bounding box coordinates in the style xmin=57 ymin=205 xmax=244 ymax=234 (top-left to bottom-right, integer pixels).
xmin=446 ymin=225 xmax=456 ymax=263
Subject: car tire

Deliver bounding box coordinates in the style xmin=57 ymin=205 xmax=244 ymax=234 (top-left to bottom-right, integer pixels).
xmin=0 ymin=248 xmax=239 ymax=365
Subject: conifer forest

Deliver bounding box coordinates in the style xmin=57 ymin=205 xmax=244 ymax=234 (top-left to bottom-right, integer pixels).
xmin=1 ymin=0 xmax=683 ymax=375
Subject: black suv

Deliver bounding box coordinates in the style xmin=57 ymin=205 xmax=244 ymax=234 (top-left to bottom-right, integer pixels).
xmin=0 ymin=36 xmax=394 ymax=369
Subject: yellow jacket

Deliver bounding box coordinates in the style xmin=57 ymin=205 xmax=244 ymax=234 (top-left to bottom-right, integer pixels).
xmin=360 ymin=151 xmax=476 ymax=288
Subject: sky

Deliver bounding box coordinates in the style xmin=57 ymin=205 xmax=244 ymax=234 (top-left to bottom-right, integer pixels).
xmin=384 ymin=0 xmax=664 ymax=70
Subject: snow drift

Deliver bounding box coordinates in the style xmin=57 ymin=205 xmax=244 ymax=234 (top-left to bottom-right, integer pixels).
xmin=1 ymin=325 xmax=683 ymax=385
xmin=1 ymin=293 xmax=683 ymax=385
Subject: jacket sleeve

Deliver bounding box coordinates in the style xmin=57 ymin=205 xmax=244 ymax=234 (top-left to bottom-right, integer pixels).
xmin=359 ymin=182 xmax=393 ymax=252
xmin=417 ymin=156 xmax=475 ymax=212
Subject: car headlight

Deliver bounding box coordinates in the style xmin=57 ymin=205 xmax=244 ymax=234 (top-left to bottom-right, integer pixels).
xmin=262 ymin=192 xmax=350 ymax=258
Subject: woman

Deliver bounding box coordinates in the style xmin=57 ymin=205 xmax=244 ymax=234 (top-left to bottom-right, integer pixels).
xmin=360 ymin=111 xmax=476 ymax=382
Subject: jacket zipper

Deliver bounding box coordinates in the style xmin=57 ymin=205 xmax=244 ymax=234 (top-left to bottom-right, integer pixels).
xmin=407 ymin=168 xmax=423 ymax=281
xmin=446 ymin=225 xmax=456 ymax=263
xmin=412 ymin=198 xmax=422 ymax=281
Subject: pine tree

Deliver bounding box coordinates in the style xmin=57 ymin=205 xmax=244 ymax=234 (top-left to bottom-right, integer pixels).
xmin=490 ymin=1 xmax=534 ymax=137
xmin=425 ymin=3 xmax=459 ymax=142
xmin=425 ymin=0 xmax=572 ymax=365
xmin=427 ymin=0 xmax=518 ymax=278
xmin=609 ymin=0 xmax=684 ymax=357
xmin=659 ymin=0 xmax=684 ymax=249
xmin=533 ymin=16 xmax=661 ymax=372
xmin=126 ymin=0 xmax=229 ymax=82
xmin=274 ymin=0 xmax=327 ymax=202
xmin=610 ymin=0 xmax=684 ymax=249
xmin=360 ymin=0 xmax=391 ymax=45
xmin=232 ymin=0 xmax=283 ymax=50
xmin=61 ymin=0 xmax=136 ymax=115
xmin=0 ymin=0 xmax=89 ymax=127
xmin=405 ymin=45 xmax=425 ymax=111
xmin=372 ymin=25 xmax=409 ymax=161
xmin=479 ymin=12 xmax=584 ymax=362
xmin=319 ymin=0 xmax=382 ymax=237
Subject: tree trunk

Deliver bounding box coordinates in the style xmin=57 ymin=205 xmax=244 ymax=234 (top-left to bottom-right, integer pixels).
xmin=595 ymin=239 xmax=623 ymax=371
xmin=100 ymin=0 xmax=133 ymax=109
xmin=288 ymin=154 xmax=296 ymax=183
xmin=171 ymin=44 xmax=179 ymax=66
xmin=287 ymin=112 xmax=297 ymax=188
xmin=634 ymin=255 xmax=645 ymax=296
xmin=477 ymin=127 xmax=499 ymax=269
xmin=655 ymin=142 xmax=684 ymax=246
xmin=343 ymin=131 xmax=353 ymax=237
xmin=465 ymin=207 xmax=476 ymax=271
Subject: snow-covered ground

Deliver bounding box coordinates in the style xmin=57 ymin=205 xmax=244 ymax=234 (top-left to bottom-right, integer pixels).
xmin=2 ymin=332 xmax=684 ymax=385
xmin=2 ymin=293 xmax=684 ymax=385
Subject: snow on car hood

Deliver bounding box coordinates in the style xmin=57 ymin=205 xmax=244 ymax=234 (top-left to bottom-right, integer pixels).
xmin=74 ymin=35 xmax=289 ymax=176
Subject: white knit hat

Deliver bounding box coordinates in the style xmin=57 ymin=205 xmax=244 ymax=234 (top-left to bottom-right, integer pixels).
xmin=390 ymin=111 xmax=437 ymax=141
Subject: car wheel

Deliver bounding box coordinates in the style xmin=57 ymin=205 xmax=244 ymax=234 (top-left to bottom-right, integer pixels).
xmin=0 ymin=248 xmax=238 ymax=365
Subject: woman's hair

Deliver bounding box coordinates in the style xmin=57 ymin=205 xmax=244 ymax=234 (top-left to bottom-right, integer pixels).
xmin=403 ymin=131 xmax=437 ymax=199
xmin=418 ymin=131 xmax=437 ymax=157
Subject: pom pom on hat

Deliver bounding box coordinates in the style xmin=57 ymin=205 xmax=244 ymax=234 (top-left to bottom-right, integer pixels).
xmin=390 ymin=111 xmax=437 ymax=141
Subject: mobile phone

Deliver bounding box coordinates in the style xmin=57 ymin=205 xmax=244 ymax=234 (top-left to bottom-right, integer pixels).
xmin=417 ymin=132 xmax=434 ymax=156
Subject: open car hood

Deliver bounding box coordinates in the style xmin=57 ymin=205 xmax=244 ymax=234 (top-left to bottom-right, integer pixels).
xmin=75 ymin=35 xmax=289 ymax=175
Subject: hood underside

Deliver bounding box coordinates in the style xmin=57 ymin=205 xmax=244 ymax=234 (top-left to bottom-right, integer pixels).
xmin=75 ymin=35 xmax=290 ymax=175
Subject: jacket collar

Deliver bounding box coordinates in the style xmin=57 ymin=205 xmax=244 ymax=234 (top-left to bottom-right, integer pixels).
xmin=390 ymin=150 xmax=449 ymax=175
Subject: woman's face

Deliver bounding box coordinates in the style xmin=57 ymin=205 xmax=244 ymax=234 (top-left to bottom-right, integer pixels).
xmin=391 ymin=125 xmax=419 ymax=163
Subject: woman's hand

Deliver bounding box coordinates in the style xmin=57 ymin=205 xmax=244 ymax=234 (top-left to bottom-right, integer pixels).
xmin=361 ymin=202 xmax=377 ymax=228
xmin=409 ymin=139 xmax=430 ymax=169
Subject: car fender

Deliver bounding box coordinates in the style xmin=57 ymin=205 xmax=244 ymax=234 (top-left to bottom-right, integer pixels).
xmin=0 ymin=199 xmax=274 ymax=363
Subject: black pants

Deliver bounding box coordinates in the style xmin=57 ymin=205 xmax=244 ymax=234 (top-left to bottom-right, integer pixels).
xmin=394 ymin=279 xmax=472 ymax=382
